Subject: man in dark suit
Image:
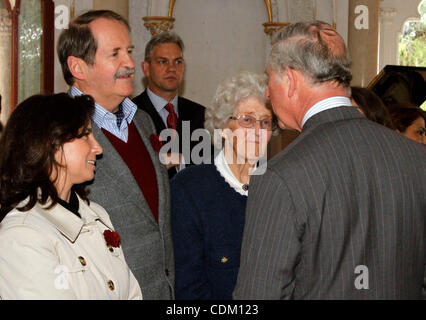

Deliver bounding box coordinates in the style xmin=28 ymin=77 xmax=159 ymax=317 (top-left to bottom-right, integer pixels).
xmin=57 ymin=10 xmax=174 ymax=299
xmin=233 ymin=21 xmax=426 ymax=299
xmin=133 ymin=32 xmax=205 ymax=178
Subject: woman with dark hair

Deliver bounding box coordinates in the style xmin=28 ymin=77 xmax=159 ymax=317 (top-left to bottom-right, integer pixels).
xmin=0 ymin=93 xmax=142 ymax=299
xmin=387 ymin=102 xmax=426 ymax=145
xmin=350 ymin=86 xmax=394 ymax=129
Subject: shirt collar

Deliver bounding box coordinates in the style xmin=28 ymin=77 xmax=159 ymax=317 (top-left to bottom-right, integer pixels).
xmin=302 ymin=96 xmax=353 ymax=128
xmin=69 ymin=86 xmax=137 ymax=129
xmin=147 ymin=87 xmax=178 ymax=114
xmin=32 ymin=195 xmax=114 ymax=243
xmin=214 ymin=149 xmax=248 ymax=197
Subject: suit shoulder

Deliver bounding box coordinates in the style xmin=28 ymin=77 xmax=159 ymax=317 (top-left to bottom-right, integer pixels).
xmin=171 ymin=163 xmax=215 ymax=187
xmin=132 ymin=91 xmax=150 ymax=111
xmin=0 ymin=209 xmax=57 ymax=243
xmin=132 ymin=90 xmax=147 ymax=103
xmin=179 ymin=96 xmax=205 ymax=111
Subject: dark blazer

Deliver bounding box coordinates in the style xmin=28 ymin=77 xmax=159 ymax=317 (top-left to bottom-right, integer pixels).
xmin=133 ymin=90 xmax=205 ymax=178
xmin=171 ymin=163 xmax=247 ymax=300
xmin=233 ymin=106 xmax=426 ymax=299
xmin=88 ymin=109 xmax=174 ymax=300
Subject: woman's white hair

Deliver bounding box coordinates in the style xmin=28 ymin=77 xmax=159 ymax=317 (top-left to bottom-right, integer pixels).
xmin=205 ymin=71 xmax=276 ymax=149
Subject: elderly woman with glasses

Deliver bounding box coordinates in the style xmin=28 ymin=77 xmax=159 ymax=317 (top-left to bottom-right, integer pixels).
xmin=170 ymin=71 xmax=278 ymax=300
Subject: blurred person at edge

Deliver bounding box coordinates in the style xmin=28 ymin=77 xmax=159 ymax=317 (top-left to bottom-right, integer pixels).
xmin=171 ymin=71 xmax=278 ymax=299
xmin=350 ymin=86 xmax=394 ymax=129
xmin=0 ymin=94 xmax=142 ymax=299
xmin=388 ymin=102 xmax=426 ymax=145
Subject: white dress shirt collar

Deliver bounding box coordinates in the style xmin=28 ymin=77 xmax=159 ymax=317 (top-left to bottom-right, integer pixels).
xmin=147 ymin=87 xmax=179 ymax=116
xmin=214 ymin=149 xmax=248 ymax=197
xmin=69 ymin=86 xmax=137 ymax=143
xmin=302 ymin=96 xmax=353 ymax=128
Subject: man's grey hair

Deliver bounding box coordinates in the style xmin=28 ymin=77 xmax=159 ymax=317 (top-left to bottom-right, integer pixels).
xmin=268 ymin=21 xmax=352 ymax=87
xmin=144 ymin=31 xmax=184 ymax=62
xmin=205 ymin=71 xmax=278 ymax=149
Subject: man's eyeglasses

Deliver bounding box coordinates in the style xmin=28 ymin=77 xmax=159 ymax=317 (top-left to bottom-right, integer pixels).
xmin=229 ymin=114 xmax=276 ymax=131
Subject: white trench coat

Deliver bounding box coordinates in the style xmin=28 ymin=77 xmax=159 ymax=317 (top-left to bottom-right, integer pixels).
xmin=0 ymin=195 xmax=142 ymax=300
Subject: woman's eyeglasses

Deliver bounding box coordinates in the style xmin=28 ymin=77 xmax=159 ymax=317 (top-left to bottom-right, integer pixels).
xmin=229 ymin=114 xmax=276 ymax=131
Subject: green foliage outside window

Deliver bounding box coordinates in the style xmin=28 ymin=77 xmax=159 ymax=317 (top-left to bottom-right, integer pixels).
xmin=398 ymin=0 xmax=426 ymax=67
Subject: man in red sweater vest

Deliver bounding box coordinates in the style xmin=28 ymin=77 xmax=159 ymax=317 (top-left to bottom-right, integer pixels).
xmin=57 ymin=10 xmax=174 ymax=299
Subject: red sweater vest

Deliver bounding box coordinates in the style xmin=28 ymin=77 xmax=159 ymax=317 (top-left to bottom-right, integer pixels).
xmin=102 ymin=122 xmax=159 ymax=222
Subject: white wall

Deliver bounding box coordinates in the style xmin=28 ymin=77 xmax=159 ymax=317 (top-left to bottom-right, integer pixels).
xmin=54 ymin=0 xmax=350 ymax=107
xmin=129 ymin=0 xmax=150 ymax=98
xmin=172 ymin=0 xmax=269 ymax=108
xmin=53 ymin=0 xmax=93 ymax=93
xmin=129 ymin=0 xmax=270 ymax=110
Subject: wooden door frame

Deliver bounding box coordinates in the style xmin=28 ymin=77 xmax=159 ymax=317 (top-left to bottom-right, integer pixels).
xmin=5 ymin=0 xmax=54 ymax=112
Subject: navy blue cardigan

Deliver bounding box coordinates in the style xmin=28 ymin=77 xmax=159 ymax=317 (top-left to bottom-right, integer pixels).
xmin=171 ymin=163 xmax=247 ymax=300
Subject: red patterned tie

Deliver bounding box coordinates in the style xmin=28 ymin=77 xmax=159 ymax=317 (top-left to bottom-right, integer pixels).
xmin=165 ymin=103 xmax=178 ymax=130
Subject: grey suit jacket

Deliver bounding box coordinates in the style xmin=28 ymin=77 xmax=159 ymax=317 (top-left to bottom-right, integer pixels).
xmin=89 ymin=109 xmax=174 ymax=300
xmin=234 ymin=106 xmax=426 ymax=299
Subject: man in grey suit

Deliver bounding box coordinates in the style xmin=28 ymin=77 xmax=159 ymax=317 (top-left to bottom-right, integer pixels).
xmin=57 ymin=10 xmax=174 ymax=299
xmin=233 ymin=21 xmax=426 ymax=299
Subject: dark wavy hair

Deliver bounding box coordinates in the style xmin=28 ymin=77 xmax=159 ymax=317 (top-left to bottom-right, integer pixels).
xmin=0 ymin=93 xmax=95 ymax=219
xmin=351 ymin=87 xmax=394 ymax=129
xmin=387 ymin=102 xmax=426 ymax=133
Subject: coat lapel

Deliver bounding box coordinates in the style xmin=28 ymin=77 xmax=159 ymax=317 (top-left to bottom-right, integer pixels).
xmin=139 ymin=91 xmax=167 ymax=135
xmin=131 ymin=111 xmax=170 ymax=229
xmin=91 ymin=121 xmax=158 ymax=225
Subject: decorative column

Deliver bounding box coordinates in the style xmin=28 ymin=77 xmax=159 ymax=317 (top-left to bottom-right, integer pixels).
xmin=0 ymin=7 xmax=12 ymax=124
xmin=378 ymin=7 xmax=397 ymax=71
xmin=348 ymin=0 xmax=380 ymax=87
xmin=143 ymin=0 xmax=175 ymax=36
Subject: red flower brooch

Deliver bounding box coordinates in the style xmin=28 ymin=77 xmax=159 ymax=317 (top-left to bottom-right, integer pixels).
xmin=103 ymin=230 xmax=121 ymax=248
xmin=150 ymin=134 xmax=163 ymax=152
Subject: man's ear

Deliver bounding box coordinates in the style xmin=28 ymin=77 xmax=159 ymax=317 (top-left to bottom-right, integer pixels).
xmin=141 ymin=61 xmax=150 ymax=77
xmin=284 ymin=66 xmax=296 ymax=98
xmin=67 ymin=56 xmax=87 ymax=81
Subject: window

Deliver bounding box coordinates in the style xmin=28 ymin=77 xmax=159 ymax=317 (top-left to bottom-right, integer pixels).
xmin=398 ymin=0 xmax=426 ymax=67
xmin=0 ymin=0 xmax=54 ymax=125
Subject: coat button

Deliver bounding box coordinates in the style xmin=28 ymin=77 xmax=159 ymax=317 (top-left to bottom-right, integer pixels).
xmin=165 ymin=269 xmax=169 ymax=277
xmin=108 ymin=246 xmax=114 ymax=253
xmin=221 ymin=256 xmax=228 ymax=263
xmin=107 ymin=280 xmax=115 ymax=291
xmin=78 ymin=256 xmax=87 ymax=266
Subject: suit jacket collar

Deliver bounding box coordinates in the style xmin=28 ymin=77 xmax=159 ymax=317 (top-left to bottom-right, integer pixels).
xmin=146 ymin=88 xmax=178 ymax=115
xmin=91 ymin=112 xmax=169 ymax=227
xmin=303 ymin=106 xmax=364 ymax=132
xmin=138 ymin=90 xmax=167 ymax=134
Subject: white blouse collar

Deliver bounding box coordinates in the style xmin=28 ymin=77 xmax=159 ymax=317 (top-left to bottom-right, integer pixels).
xmin=214 ymin=149 xmax=248 ymax=197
